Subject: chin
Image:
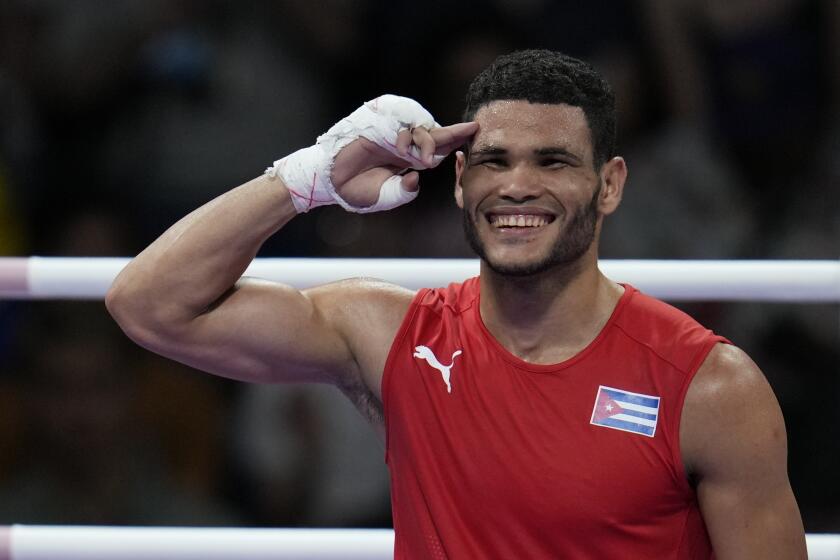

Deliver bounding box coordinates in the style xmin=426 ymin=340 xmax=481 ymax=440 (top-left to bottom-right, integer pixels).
xmin=463 ymin=202 xmax=598 ymax=279
xmin=481 ymin=249 xmax=561 ymax=277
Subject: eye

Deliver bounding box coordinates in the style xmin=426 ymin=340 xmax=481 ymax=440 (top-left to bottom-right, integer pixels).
xmin=541 ymin=159 xmax=569 ymax=169
xmin=473 ymin=158 xmax=505 ymax=168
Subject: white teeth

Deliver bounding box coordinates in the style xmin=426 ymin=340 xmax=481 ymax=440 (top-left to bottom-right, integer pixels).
xmin=490 ymin=214 xmax=550 ymax=228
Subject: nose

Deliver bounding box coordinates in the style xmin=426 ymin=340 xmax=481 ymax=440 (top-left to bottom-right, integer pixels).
xmin=497 ymin=163 xmax=542 ymax=201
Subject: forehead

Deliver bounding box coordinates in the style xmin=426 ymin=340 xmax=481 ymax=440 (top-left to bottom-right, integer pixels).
xmin=471 ymin=100 xmax=592 ymax=155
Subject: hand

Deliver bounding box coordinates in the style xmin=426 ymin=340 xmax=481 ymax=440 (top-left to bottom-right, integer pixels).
xmin=331 ymin=122 xmax=478 ymax=208
xmin=266 ymin=95 xmax=478 ymax=214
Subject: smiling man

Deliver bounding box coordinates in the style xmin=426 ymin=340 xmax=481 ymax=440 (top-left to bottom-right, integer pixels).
xmin=107 ymin=50 xmax=806 ymax=559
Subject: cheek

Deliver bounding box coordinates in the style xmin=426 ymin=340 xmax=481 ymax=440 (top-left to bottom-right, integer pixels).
xmin=553 ymin=173 xmax=598 ymax=206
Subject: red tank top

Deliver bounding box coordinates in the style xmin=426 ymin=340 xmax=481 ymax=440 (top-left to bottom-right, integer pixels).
xmin=382 ymin=278 xmax=728 ymax=559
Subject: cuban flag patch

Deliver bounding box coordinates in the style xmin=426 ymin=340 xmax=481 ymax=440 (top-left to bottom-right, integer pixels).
xmin=590 ymin=385 xmax=661 ymax=437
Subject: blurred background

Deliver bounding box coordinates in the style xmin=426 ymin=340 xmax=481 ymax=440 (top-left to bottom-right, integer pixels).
xmin=0 ymin=0 xmax=838 ymax=532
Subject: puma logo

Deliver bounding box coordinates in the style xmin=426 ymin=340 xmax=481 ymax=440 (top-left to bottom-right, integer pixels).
xmin=413 ymin=345 xmax=463 ymax=394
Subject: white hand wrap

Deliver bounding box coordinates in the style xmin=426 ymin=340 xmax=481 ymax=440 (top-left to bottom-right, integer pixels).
xmin=265 ymin=94 xmax=443 ymax=214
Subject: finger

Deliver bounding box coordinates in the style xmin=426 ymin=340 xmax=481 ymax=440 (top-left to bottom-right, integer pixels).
xmin=430 ymin=122 xmax=479 ymax=155
xmin=400 ymin=170 xmax=420 ymax=192
xmin=358 ymin=137 xmax=424 ymax=169
xmin=395 ymin=128 xmax=412 ymax=157
xmin=412 ymin=127 xmax=436 ymax=166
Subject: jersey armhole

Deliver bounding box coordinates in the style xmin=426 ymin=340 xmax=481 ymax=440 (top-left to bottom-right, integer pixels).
xmin=672 ymin=335 xmax=731 ymax=491
xmin=381 ymin=288 xmax=428 ymax=465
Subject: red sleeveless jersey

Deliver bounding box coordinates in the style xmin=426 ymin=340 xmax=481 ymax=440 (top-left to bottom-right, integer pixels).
xmin=382 ymin=278 xmax=728 ymax=559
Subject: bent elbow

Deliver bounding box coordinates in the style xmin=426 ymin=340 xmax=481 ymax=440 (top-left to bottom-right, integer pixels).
xmin=105 ymin=281 xmax=177 ymax=352
xmin=106 ymin=282 xmax=151 ymax=345
xmin=104 ymin=282 xmax=124 ymax=322
xmin=105 ymin=281 xmax=129 ymax=331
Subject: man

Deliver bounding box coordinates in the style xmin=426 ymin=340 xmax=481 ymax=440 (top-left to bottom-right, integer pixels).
xmin=107 ymin=50 xmax=806 ymax=558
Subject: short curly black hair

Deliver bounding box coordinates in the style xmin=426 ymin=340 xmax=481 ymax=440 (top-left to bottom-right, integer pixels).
xmin=464 ymin=49 xmax=616 ymax=168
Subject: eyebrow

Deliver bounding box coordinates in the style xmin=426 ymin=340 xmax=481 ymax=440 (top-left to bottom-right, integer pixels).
xmin=469 ymin=146 xmax=506 ymax=156
xmin=469 ymin=145 xmax=583 ymax=162
xmin=535 ymin=147 xmax=581 ymax=160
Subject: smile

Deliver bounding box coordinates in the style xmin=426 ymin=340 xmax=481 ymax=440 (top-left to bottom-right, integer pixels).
xmin=487 ymin=213 xmax=556 ymax=229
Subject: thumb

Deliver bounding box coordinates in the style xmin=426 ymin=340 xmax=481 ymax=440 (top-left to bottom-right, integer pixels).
xmin=401 ymin=171 xmax=420 ymax=192
xmin=352 ymin=173 xmax=420 ymax=214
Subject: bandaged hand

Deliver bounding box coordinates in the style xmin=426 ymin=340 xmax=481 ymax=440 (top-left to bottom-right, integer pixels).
xmin=265 ymin=95 xmax=478 ymax=214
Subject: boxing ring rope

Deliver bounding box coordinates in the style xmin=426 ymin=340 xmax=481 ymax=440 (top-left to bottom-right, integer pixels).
xmin=0 ymin=526 xmax=837 ymax=560
xmin=0 ymin=527 xmax=393 ymax=560
xmin=1 ymin=257 xmax=838 ymax=556
xmin=1 ymin=257 xmax=840 ymax=301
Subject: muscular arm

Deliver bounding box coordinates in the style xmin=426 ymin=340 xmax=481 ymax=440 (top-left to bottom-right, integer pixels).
xmin=106 ymin=98 xmax=477 ymax=404
xmin=681 ymin=344 xmax=807 ymax=559
xmin=106 ymin=176 xmax=403 ymax=389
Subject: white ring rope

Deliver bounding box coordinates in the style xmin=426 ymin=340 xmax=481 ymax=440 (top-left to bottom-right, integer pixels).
xmin=0 ymin=526 xmax=393 ymax=560
xmin=1 ymin=257 xmax=839 ymax=301
xmin=0 ymin=526 xmax=837 ymax=560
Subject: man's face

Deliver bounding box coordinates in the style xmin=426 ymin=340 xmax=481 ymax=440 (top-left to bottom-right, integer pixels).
xmin=455 ymin=100 xmax=615 ymax=277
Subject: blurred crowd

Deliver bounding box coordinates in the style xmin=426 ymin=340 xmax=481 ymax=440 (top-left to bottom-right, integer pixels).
xmin=0 ymin=0 xmax=838 ymax=531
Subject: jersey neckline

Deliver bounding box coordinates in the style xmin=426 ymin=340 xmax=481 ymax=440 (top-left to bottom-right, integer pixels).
xmin=473 ymin=282 xmax=636 ymax=373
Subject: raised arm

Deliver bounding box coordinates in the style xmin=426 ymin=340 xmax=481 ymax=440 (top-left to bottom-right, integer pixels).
xmin=681 ymin=343 xmax=807 ymax=559
xmin=106 ymin=96 xmax=477 ymax=400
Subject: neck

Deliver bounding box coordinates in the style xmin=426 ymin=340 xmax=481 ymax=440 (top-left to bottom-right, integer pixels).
xmin=479 ymin=251 xmax=623 ymax=364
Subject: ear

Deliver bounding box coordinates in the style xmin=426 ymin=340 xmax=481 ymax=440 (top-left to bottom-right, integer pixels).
xmin=454 ymin=151 xmax=466 ymax=209
xmin=597 ymin=156 xmax=627 ymax=216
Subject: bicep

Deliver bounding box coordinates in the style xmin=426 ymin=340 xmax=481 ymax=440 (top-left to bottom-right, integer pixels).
xmin=682 ymin=344 xmax=807 ymax=559
xmin=140 ymin=278 xmax=356 ymax=385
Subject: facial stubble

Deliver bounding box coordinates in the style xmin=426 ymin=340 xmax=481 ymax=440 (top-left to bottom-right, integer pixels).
xmin=462 ymin=182 xmax=601 ymax=277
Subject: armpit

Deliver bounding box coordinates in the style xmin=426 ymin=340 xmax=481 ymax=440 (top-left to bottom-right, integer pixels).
xmin=339 ymin=375 xmax=385 ymax=426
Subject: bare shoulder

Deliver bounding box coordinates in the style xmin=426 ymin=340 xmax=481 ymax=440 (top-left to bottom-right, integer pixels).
xmin=681 ymin=343 xmax=783 ymax=476
xmin=305 ymin=277 xmax=416 ymax=401
xmin=305 ymin=277 xmax=415 ymax=343
xmin=684 ymin=343 xmax=772 ymax=415
xmin=685 ymin=343 xmax=769 ymax=411
xmin=306 ymin=277 xmax=415 ymax=321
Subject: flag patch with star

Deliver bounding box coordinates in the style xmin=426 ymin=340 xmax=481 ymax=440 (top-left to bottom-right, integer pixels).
xmin=590 ymin=385 xmax=660 ymax=437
